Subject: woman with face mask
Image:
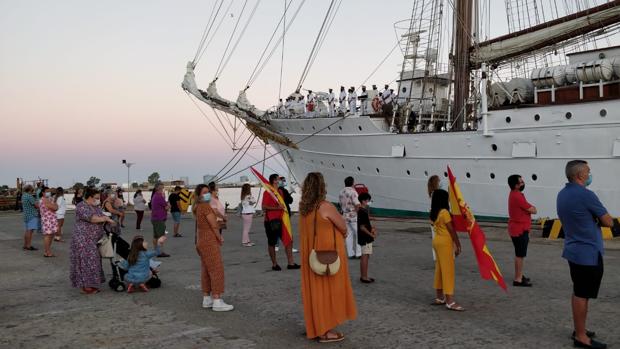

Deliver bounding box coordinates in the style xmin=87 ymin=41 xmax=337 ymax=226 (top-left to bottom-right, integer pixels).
xmin=69 ymin=187 xmax=116 ymax=294
xmin=39 ymin=186 xmax=59 ymax=257
xmin=193 ymin=184 xmax=233 ymax=312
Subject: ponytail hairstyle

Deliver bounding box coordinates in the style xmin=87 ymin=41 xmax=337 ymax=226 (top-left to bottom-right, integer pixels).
xmin=127 ymin=235 xmax=146 ymax=266
xmin=429 ymin=189 xmax=450 ymax=222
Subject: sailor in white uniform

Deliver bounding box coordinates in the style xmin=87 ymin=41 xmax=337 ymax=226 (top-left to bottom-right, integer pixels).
xmin=277 ymin=98 xmax=285 ymax=118
xmin=382 ymin=84 xmax=392 ymax=104
xmin=306 ymin=90 xmax=316 ymax=118
xmin=339 ymin=86 xmax=347 ymax=114
xmin=327 ymin=88 xmax=336 ymax=117
xmin=348 ymin=87 xmax=357 ymax=114
xmin=358 ymin=85 xmax=368 ymax=115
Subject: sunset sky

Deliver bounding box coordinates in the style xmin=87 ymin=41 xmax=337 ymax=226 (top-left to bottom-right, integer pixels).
xmin=0 ymin=0 xmax=532 ymax=188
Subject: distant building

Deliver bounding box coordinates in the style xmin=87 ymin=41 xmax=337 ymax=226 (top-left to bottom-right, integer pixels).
xmin=180 ymin=176 xmax=189 ymax=186
xmin=203 ymin=174 xmax=216 ymax=184
xmin=101 ymin=182 xmax=118 ymax=189
xmin=240 ymin=175 xmax=249 ymax=183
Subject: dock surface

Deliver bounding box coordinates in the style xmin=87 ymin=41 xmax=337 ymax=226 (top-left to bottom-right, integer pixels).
xmin=1 ymin=211 xmax=619 ymax=348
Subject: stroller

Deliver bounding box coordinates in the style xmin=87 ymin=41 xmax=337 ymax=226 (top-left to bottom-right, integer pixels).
xmin=103 ymin=223 xmax=162 ymax=292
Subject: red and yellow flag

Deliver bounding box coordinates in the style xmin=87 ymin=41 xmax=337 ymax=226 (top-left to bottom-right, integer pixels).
xmin=447 ymin=166 xmax=507 ymax=291
xmin=251 ymin=167 xmax=293 ymax=246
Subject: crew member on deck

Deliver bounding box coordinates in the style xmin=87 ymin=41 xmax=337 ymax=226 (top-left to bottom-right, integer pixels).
xmin=307 ymin=90 xmax=316 ymax=118
xmin=358 ymin=86 xmax=368 ymax=115
xmin=339 ymin=86 xmax=347 ymax=114
xmin=328 ymin=88 xmax=336 ymax=117
xmin=382 ymin=86 xmax=394 ymax=118
xmin=348 ymin=87 xmax=357 ymax=114
xmin=277 ymin=99 xmax=285 ymax=118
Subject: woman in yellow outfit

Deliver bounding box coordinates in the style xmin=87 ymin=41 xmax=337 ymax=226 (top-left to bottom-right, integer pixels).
xmin=430 ymin=189 xmax=464 ymax=311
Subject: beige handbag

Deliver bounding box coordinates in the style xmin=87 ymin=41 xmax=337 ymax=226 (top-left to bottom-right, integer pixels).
xmin=98 ymin=233 xmax=114 ymax=258
xmin=309 ymin=206 xmax=340 ymax=276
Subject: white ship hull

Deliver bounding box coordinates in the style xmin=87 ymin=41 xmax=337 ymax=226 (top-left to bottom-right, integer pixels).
xmin=269 ymin=100 xmax=620 ymax=220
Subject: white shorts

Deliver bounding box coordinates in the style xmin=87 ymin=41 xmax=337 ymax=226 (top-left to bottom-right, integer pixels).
xmin=361 ymin=243 xmax=373 ymax=255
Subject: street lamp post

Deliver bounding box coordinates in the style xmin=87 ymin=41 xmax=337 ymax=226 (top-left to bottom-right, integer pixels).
xmin=122 ymin=159 xmax=135 ymax=204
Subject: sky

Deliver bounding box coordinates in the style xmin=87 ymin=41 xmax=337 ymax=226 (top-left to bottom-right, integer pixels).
xmin=3 ymin=0 xmax=590 ymax=189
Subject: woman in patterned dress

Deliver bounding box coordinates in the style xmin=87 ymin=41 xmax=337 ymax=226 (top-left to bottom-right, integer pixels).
xmin=69 ymin=188 xmax=116 ymax=294
xmin=39 ymin=186 xmax=59 ymax=257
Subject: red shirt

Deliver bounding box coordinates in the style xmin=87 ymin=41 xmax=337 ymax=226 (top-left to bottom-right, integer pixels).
xmin=508 ymin=190 xmax=533 ymax=237
xmin=262 ymin=189 xmax=283 ymax=221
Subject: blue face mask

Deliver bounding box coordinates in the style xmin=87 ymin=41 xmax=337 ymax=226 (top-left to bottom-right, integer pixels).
xmin=202 ymin=192 xmax=212 ymax=202
xmin=585 ymin=173 xmax=592 ymax=187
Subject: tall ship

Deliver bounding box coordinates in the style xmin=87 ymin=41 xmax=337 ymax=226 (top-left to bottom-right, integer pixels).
xmin=182 ymin=0 xmax=620 ymax=220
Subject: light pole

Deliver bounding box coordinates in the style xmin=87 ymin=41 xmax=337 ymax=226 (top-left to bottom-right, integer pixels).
xmin=122 ymin=159 xmax=135 ymax=204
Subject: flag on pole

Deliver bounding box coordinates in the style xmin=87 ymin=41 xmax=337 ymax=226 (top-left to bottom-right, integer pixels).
xmin=250 ymin=167 xmax=293 ymax=247
xmin=447 ymin=166 xmax=507 ymax=291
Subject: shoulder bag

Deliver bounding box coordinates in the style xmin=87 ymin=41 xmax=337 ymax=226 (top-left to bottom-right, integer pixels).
xmin=309 ymin=204 xmax=340 ymax=276
xmin=98 ymin=232 xmax=114 ymax=258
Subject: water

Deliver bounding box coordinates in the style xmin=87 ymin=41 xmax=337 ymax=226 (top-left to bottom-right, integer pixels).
xmin=64 ymin=187 xmax=300 ymax=212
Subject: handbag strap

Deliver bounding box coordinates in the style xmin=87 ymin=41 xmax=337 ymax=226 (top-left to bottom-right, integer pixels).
xmin=312 ymin=201 xmax=337 ymax=251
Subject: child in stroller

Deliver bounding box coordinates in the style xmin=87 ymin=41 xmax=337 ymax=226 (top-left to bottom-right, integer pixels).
xmin=120 ymin=235 xmax=166 ymax=293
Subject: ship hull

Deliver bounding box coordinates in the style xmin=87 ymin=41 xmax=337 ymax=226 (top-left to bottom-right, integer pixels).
xmin=269 ymin=99 xmax=620 ymax=220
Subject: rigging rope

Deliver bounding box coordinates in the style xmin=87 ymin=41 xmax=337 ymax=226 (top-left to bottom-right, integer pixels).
xmin=193 ymin=0 xmax=224 ymax=64
xmin=216 ymin=0 xmax=262 ymax=79
xmin=216 ymin=113 xmax=353 ymax=183
xmin=213 ymin=134 xmax=258 ymax=182
xmin=211 ymin=133 xmax=257 ymax=182
xmin=296 ymin=0 xmax=337 ymax=91
xmin=195 ymin=0 xmax=234 ymax=66
xmin=185 ymin=92 xmax=234 ymax=148
xmin=214 ymin=0 xmax=250 ymax=79
xmin=357 ymin=41 xmax=400 ymax=90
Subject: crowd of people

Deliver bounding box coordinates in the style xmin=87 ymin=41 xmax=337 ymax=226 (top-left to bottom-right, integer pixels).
xmin=19 ymin=159 xmax=614 ymax=347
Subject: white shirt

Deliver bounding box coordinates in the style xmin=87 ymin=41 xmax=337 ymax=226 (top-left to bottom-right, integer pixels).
xmin=339 ymin=91 xmax=347 ymax=104
xmin=348 ymin=91 xmax=357 ymax=103
xmin=241 ymin=194 xmax=256 ymax=214
xmin=382 ymin=89 xmax=393 ymax=104
xmin=328 ymin=92 xmax=335 ymax=104
xmin=56 ymin=196 xmax=67 ymax=219
xmin=133 ymin=194 xmax=147 ymax=211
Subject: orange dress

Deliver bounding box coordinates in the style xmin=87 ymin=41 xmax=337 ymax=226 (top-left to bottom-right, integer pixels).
xmin=300 ymin=203 xmax=357 ymax=339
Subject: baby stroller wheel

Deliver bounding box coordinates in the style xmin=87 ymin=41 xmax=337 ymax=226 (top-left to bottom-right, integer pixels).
xmin=109 ymin=279 xmax=126 ymax=292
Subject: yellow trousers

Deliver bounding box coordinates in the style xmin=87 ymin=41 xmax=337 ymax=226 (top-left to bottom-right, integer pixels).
xmin=433 ymin=236 xmax=455 ymax=295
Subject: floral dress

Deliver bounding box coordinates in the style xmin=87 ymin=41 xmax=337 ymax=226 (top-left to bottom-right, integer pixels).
xmin=70 ymin=202 xmax=105 ymax=289
xmin=40 ymin=197 xmax=58 ymax=235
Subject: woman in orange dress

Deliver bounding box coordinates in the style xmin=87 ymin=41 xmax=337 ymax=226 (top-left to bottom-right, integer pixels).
xmin=299 ymin=172 xmax=357 ymax=343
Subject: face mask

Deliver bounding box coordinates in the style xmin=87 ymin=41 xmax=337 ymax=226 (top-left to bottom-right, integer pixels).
xmin=202 ymin=193 xmax=212 ymax=202
xmin=93 ymin=199 xmax=101 ymax=206
xmin=438 ymin=181 xmax=447 ymax=191
xmin=45 ymin=192 xmax=51 ymax=198
xmin=109 ymin=194 xmax=116 ymax=199
xmin=367 ymin=201 xmax=372 ymax=207
xmin=585 ymin=173 xmax=592 ymax=187
xmin=519 ymin=183 xmax=525 ymax=192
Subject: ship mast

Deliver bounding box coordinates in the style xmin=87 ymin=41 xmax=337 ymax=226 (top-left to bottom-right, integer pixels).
xmin=452 ymin=0 xmax=473 ymax=130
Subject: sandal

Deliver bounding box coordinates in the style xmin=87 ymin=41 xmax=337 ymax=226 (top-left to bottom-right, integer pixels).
xmin=431 ymin=298 xmax=446 ymax=305
xmin=446 ymin=302 xmax=465 ymax=311
xmin=54 ymin=237 xmax=63 ymax=242
xmin=43 ymin=254 xmax=56 ymax=258
xmin=318 ymin=332 xmax=345 ymax=343
xmin=80 ymin=287 xmax=100 ymax=295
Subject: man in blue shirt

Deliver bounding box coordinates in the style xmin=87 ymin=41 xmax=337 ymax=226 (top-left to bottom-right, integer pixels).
xmin=557 ymin=160 xmax=613 ymax=349
xmin=21 ymin=185 xmax=40 ymax=251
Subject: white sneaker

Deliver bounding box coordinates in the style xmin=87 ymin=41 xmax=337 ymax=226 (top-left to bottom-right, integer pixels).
xmin=292 ymin=248 xmax=299 ymax=253
xmin=212 ymin=298 xmax=234 ymax=312
xmin=275 ymin=246 xmax=280 ymax=252
xmin=202 ymin=296 xmax=213 ymax=308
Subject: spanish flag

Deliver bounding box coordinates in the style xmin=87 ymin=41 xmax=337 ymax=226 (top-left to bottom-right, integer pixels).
xmin=447 ymin=166 xmax=507 ymax=291
xmin=251 ymin=167 xmax=293 ymax=247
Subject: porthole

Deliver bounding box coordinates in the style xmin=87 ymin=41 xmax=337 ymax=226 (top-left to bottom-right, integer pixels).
xmin=376 ymin=168 xmax=380 ymax=174
xmin=358 ymin=126 xmax=363 ymax=131
xmin=600 ymin=109 xmax=607 ymax=117
xmin=310 ymin=159 xmax=314 ymax=163
xmin=301 ymin=127 xmax=305 ymax=131
xmin=490 ymin=173 xmax=495 ymax=179
xmin=505 ymin=116 xmax=511 ymax=123
xmin=312 ymin=126 xmax=316 ymax=130
xmin=327 ymin=126 xmax=331 ymax=130
xmin=357 ymin=166 xmax=361 ymax=172
xmin=338 ymin=126 xmax=343 ymax=130
xmin=406 ymin=170 xmax=411 ymax=176
xmin=341 ymin=164 xmax=345 ymax=169
xmin=534 ymin=114 xmax=540 ymax=121
xmin=565 ymin=112 xmax=572 ymax=119
xmin=443 ymin=172 xmax=448 ymax=177
xmin=320 ymin=161 xmax=324 ymax=165
xmin=491 ymin=144 xmax=498 ymax=151
xmin=532 ymin=174 xmax=538 ymax=181
xmin=466 ymin=172 xmax=471 ymax=178
xmin=331 ymin=162 xmax=335 ymax=167
xmin=424 ymin=170 xmax=428 ymax=177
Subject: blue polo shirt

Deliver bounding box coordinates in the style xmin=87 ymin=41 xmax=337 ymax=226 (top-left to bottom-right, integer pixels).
xmin=557 ymin=183 xmax=608 ymax=266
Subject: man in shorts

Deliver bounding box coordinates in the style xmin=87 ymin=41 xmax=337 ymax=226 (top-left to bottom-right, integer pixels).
xmin=168 ymin=186 xmax=183 ymax=237
xmin=21 ymin=185 xmax=39 ymax=251
xmin=150 ymin=183 xmax=170 ymax=257
xmin=262 ymin=174 xmax=299 ymax=271
xmin=507 ymin=174 xmax=537 ymax=287
xmin=357 ymin=192 xmax=376 ymax=283
xmin=557 ymin=160 xmax=613 ymax=349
